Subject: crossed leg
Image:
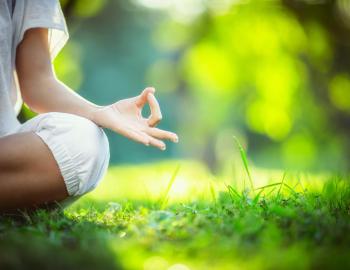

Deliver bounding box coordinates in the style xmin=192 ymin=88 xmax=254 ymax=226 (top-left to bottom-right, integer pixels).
xmin=0 ymin=132 xmax=68 ymax=212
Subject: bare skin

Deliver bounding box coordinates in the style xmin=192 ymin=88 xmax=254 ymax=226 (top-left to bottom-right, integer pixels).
xmin=0 ymin=28 xmax=178 ymax=212
xmin=0 ymin=133 xmax=68 ymax=211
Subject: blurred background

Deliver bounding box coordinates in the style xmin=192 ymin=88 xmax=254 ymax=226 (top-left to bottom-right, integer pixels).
xmin=21 ymin=0 xmax=350 ymax=172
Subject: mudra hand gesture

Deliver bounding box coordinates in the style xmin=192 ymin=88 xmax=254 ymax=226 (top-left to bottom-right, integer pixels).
xmin=92 ymin=87 xmax=178 ymax=150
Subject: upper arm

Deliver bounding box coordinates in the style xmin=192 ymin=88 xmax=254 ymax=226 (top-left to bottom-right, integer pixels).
xmin=16 ymin=28 xmax=55 ymax=95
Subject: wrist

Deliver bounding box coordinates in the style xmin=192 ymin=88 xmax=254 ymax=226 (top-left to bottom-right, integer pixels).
xmin=89 ymin=104 xmax=104 ymax=125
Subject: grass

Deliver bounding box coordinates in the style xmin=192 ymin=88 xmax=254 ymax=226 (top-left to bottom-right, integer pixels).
xmin=233 ymin=136 xmax=254 ymax=192
xmin=159 ymin=164 xmax=181 ymax=210
xmin=1 ymin=155 xmax=350 ymax=269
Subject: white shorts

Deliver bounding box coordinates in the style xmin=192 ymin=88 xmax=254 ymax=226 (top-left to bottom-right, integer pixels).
xmin=15 ymin=112 xmax=110 ymax=200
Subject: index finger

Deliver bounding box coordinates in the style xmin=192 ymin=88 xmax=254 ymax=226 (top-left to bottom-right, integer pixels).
xmin=135 ymin=87 xmax=155 ymax=108
xmin=147 ymin=93 xmax=162 ymax=127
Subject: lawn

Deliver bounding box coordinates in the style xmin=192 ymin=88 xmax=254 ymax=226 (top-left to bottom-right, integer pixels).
xmin=1 ymin=160 xmax=350 ymax=270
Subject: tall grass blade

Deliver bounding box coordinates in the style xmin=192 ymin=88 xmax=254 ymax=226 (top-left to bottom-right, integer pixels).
xmin=265 ymin=187 xmax=277 ymax=197
xmin=209 ymin=181 xmax=217 ymax=205
xmin=255 ymin=182 xmax=282 ymax=190
xmin=253 ymin=188 xmax=264 ymax=205
xmin=296 ymin=175 xmax=306 ymax=194
xmin=233 ymin=136 xmax=254 ymax=192
xmin=225 ymin=184 xmax=241 ymax=199
xmin=283 ymin=183 xmax=298 ymax=196
xmin=277 ymin=172 xmax=287 ymax=196
xmin=160 ymin=164 xmax=181 ymax=209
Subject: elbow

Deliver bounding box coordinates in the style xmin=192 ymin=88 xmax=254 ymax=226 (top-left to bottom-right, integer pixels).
xmin=19 ymin=73 xmax=56 ymax=113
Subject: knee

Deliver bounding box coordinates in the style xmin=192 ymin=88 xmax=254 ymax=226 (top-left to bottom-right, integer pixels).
xmin=32 ymin=112 xmax=110 ymax=196
xmin=67 ymin=115 xmax=110 ymax=195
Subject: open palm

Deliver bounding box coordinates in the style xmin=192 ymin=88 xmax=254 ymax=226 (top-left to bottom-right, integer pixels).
xmin=92 ymin=87 xmax=178 ymax=150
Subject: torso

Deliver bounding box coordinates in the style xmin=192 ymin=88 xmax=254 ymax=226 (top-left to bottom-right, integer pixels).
xmin=0 ymin=0 xmax=21 ymax=136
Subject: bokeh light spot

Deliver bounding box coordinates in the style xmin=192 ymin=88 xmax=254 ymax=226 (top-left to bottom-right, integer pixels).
xmin=329 ymin=74 xmax=350 ymax=112
xmin=282 ymin=134 xmax=317 ymax=169
xmin=73 ymin=0 xmax=107 ymax=17
xmin=54 ymin=42 xmax=83 ymax=90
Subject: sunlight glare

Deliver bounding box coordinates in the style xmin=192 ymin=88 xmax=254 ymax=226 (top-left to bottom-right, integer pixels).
xmin=133 ymin=0 xmax=205 ymax=22
xmin=168 ymin=176 xmax=190 ymax=199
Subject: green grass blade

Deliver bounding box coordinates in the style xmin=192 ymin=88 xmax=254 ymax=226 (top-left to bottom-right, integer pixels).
xmin=225 ymin=184 xmax=242 ymax=199
xmin=265 ymin=187 xmax=277 ymax=197
xmin=253 ymin=188 xmax=264 ymax=204
xmin=209 ymin=181 xmax=217 ymax=205
xmin=277 ymin=172 xmax=287 ymax=196
xmin=296 ymin=175 xmax=306 ymax=194
xmin=160 ymin=164 xmax=181 ymax=209
xmin=283 ymin=183 xmax=298 ymax=196
xmin=255 ymin=182 xmax=282 ymax=190
xmin=233 ymin=136 xmax=254 ymax=192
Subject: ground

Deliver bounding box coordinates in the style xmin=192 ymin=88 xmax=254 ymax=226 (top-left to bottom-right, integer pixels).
xmin=1 ymin=160 xmax=350 ymax=270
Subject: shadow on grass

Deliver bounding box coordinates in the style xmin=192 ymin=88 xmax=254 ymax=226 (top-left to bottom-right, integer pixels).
xmin=0 ymin=210 xmax=122 ymax=270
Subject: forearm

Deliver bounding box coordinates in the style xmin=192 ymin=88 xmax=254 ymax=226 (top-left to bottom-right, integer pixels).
xmin=21 ymin=74 xmax=100 ymax=121
xmin=15 ymin=28 xmax=177 ymax=150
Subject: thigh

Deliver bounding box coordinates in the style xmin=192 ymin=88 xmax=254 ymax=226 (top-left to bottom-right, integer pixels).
xmin=0 ymin=132 xmax=68 ymax=212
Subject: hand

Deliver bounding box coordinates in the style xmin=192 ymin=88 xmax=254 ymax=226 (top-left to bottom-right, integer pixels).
xmin=91 ymin=87 xmax=178 ymax=150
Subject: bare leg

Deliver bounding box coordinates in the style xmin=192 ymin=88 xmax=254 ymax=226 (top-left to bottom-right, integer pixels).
xmin=0 ymin=132 xmax=68 ymax=212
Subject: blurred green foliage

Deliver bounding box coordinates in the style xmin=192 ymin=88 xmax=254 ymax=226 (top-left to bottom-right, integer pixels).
xmin=48 ymin=0 xmax=350 ymax=171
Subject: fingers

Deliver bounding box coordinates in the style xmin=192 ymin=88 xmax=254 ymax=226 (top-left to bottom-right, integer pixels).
xmin=144 ymin=133 xmax=166 ymax=150
xmin=134 ymin=87 xmax=163 ymax=127
xmin=124 ymin=127 xmax=168 ymax=151
xmin=146 ymin=127 xmax=178 ymax=143
xmin=135 ymin=87 xmax=155 ymax=107
xmin=147 ymin=93 xmax=162 ymax=127
xmin=138 ymin=127 xmax=179 ymax=150
xmin=123 ymin=128 xmax=150 ymax=146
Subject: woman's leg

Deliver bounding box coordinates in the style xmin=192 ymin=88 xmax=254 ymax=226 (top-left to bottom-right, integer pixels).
xmin=0 ymin=132 xmax=68 ymax=211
